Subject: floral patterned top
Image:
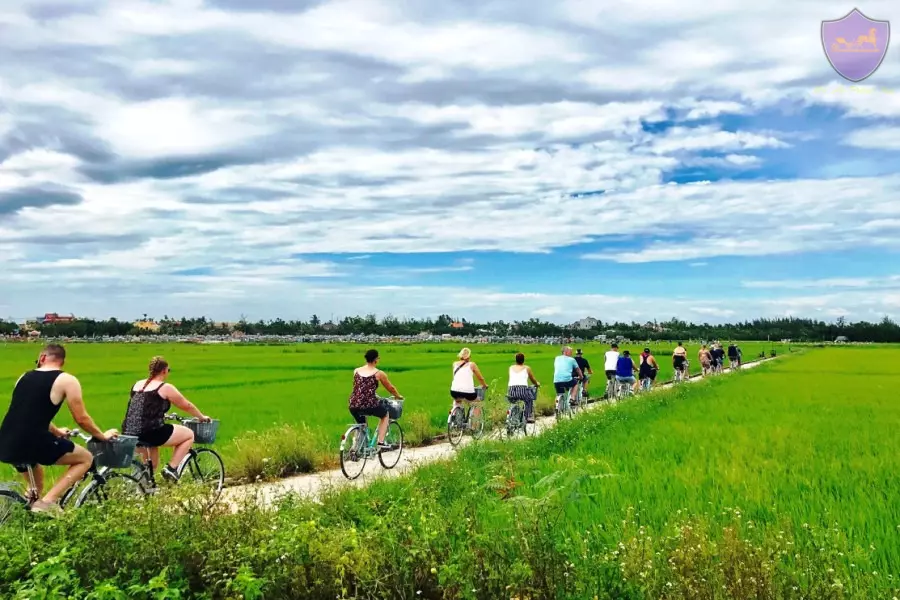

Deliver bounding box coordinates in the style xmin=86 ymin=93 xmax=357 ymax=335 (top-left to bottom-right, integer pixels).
xmin=348 ymin=371 xmax=380 ymax=409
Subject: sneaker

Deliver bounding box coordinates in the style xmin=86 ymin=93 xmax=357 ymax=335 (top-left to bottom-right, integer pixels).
xmin=30 ymin=500 xmax=62 ymax=516
xmin=161 ymin=465 xmax=180 ymax=482
xmin=377 ymin=441 xmax=394 ymax=451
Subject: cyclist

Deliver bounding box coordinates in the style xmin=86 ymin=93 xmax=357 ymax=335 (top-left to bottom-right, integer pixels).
xmin=553 ymin=346 xmax=583 ymax=407
xmin=727 ymin=343 xmax=739 ymax=368
xmin=603 ymin=343 xmax=620 ymax=394
xmin=615 ymin=350 xmax=639 ymax=394
xmin=348 ymin=349 xmax=403 ymax=450
xmin=122 ymin=356 xmax=211 ymax=482
xmin=698 ymin=344 xmax=712 ymax=375
xmin=672 ymin=341 xmax=687 ymax=377
xmin=507 ymin=353 xmax=540 ymax=423
xmin=451 ymin=347 xmax=488 ymax=413
xmin=0 ymin=344 xmax=118 ymax=514
xmin=638 ymin=347 xmax=659 ymax=389
xmin=574 ymin=349 xmax=593 ymax=398
xmin=712 ymin=343 xmax=726 ymax=371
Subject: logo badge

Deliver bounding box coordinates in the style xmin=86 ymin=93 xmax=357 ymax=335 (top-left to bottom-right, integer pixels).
xmin=822 ymin=8 xmax=890 ymax=82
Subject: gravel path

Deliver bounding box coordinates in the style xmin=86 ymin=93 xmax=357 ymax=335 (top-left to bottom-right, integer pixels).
xmin=223 ymin=358 xmax=771 ymax=508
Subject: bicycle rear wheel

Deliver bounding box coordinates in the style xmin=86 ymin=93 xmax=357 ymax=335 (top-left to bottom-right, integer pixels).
xmin=0 ymin=490 xmax=26 ymax=525
xmin=468 ymin=404 xmax=485 ymax=440
xmin=447 ymin=406 xmax=465 ymax=446
xmin=377 ymin=421 xmax=404 ymax=469
xmin=74 ymin=473 xmax=146 ymax=508
xmin=340 ymin=426 xmax=368 ymax=480
xmin=179 ymin=448 xmax=225 ymax=506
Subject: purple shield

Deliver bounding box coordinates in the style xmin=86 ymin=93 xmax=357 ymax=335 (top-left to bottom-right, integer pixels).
xmin=822 ymin=9 xmax=890 ymax=82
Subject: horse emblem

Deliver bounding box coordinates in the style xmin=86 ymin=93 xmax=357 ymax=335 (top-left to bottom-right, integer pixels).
xmin=822 ymin=8 xmax=890 ymax=82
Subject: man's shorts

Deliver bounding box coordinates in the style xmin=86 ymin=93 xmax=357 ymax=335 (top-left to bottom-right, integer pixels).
xmin=605 ymin=370 xmax=616 ymax=380
xmin=349 ymin=404 xmax=389 ymax=424
xmin=553 ymin=380 xmax=576 ymax=393
xmin=5 ymin=431 xmax=76 ymax=473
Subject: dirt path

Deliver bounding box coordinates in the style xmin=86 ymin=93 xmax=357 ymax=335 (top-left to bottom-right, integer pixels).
xmin=223 ymin=358 xmax=771 ymax=508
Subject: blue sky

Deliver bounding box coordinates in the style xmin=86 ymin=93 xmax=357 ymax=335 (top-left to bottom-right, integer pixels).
xmin=1 ymin=0 xmax=899 ymax=324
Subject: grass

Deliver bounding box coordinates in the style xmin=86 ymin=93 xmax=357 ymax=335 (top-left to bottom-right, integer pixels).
xmin=1 ymin=346 xmax=897 ymax=598
xmin=0 ymin=340 xmax=786 ymax=481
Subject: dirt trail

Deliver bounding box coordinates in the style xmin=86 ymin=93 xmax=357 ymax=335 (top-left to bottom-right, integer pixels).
xmin=223 ymin=358 xmax=771 ymax=508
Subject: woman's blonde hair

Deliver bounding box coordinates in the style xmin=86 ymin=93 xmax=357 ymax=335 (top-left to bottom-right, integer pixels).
xmin=458 ymin=347 xmax=471 ymax=360
xmin=141 ymin=356 xmax=169 ymax=391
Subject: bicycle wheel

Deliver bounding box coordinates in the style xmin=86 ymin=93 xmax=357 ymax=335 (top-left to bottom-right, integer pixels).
xmin=74 ymin=472 xmax=146 ymax=508
xmin=178 ymin=448 xmax=225 ymax=505
xmin=502 ymin=405 xmax=519 ymax=439
xmin=468 ymin=404 xmax=485 ymax=440
xmin=377 ymin=421 xmax=404 ymax=469
xmin=447 ymin=406 xmax=465 ymax=447
xmin=0 ymin=489 xmax=26 ymax=525
xmin=340 ymin=426 xmax=368 ymax=480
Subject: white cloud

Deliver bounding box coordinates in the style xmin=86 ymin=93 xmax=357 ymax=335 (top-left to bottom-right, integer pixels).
xmin=843 ymin=126 xmax=900 ymax=150
xmin=742 ymin=276 xmax=900 ymax=290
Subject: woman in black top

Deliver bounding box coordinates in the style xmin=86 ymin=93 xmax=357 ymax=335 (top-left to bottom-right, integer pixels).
xmin=122 ymin=357 xmax=211 ymax=482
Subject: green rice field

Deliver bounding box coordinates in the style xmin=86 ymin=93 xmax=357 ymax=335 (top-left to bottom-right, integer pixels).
xmin=0 ymin=340 xmax=782 ymax=474
xmin=2 ymin=344 xmax=897 ymax=598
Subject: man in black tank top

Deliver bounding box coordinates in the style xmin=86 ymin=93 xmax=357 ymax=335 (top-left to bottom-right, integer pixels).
xmin=0 ymin=344 xmax=118 ymax=513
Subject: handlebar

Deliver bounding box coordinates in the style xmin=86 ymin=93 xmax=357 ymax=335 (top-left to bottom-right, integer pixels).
xmin=165 ymin=413 xmax=213 ymax=423
xmin=62 ymin=428 xmax=92 ymax=442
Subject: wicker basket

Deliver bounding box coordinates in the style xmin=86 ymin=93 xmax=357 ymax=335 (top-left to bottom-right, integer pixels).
xmin=185 ymin=419 xmax=220 ymax=444
xmin=87 ymin=435 xmax=138 ymax=469
xmin=385 ymin=399 xmax=404 ymax=420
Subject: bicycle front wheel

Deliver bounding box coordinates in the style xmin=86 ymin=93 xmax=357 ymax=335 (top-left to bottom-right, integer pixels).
xmin=447 ymin=406 xmax=465 ymax=447
xmin=378 ymin=421 xmax=404 ymax=469
xmin=0 ymin=490 xmax=26 ymax=525
xmin=180 ymin=448 xmax=225 ymax=507
xmin=340 ymin=426 xmax=368 ymax=480
xmin=74 ymin=473 xmax=146 ymax=508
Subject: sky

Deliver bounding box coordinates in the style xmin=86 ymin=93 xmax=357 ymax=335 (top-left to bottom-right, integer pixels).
xmin=1 ymin=0 xmax=899 ymax=325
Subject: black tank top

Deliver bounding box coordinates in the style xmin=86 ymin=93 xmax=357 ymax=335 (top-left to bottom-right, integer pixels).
xmin=0 ymin=370 xmax=65 ymax=459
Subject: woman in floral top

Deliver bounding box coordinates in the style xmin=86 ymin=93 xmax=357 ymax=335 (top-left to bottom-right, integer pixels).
xmin=348 ymin=349 xmax=403 ymax=448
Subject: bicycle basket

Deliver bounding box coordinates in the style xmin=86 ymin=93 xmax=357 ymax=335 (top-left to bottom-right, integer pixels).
xmin=185 ymin=419 xmax=220 ymax=444
xmin=87 ymin=435 xmax=138 ymax=469
xmin=476 ymin=387 xmax=486 ymax=401
xmin=385 ymin=399 xmax=404 ymax=420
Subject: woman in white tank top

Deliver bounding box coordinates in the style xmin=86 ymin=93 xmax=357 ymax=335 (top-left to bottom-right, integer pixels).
xmin=450 ymin=348 xmax=487 ymax=404
xmin=507 ymin=352 xmax=540 ymax=422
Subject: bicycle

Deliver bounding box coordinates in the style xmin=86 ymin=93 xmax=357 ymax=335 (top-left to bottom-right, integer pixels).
xmin=712 ymin=359 xmax=723 ymax=375
xmin=130 ymin=414 xmax=225 ymax=507
xmin=555 ymin=380 xmax=579 ymax=421
xmin=605 ymin=374 xmax=619 ymax=401
xmin=673 ymin=360 xmax=690 ymax=383
xmin=339 ymin=396 xmax=404 ymax=480
xmin=447 ymin=387 xmax=486 ymax=447
xmin=503 ymin=386 xmax=538 ymax=439
xmin=616 ymin=377 xmax=636 ymax=398
xmin=1 ymin=430 xmax=144 ymax=524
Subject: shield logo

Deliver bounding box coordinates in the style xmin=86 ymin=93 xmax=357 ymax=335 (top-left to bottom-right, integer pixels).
xmin=822 ymin=9 xmax=890 ymax=82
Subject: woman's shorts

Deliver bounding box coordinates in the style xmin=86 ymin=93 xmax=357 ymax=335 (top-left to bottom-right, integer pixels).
xmin=349 ymin=405 xmax=389 ymax=424
xmin=137 ymin=424 xmax=175 ymax=448
xmin=450 ymin=390 xmax=478 ymax=401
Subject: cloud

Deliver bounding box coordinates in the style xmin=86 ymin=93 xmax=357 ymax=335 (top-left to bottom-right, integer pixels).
xmin=742 ymin=276 xmax=900 ymax=290
xmin=843 ymin=126 xmax=900 ymax=151
xmin=0 ymin=184 xmax=83 ymax=215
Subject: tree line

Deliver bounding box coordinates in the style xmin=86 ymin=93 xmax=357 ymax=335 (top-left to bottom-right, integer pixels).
xmin=2 ymin=314 xmax=899 ymax=343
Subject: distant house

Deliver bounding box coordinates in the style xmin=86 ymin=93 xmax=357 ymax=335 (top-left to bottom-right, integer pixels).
xmin=134 ymin=320 xmax=160 ymax=332
xmin=835 ymin=336 xmax=849 ymax=343
xmin=321 ymin=322 xmax=337 ymax=331
xmin=40 ymin=313 xmax=75 ymax=325
xmin=450 ymin=322 xmax=465 ymax=329
xmin=572 ymin=317 xmax=599 ymax=330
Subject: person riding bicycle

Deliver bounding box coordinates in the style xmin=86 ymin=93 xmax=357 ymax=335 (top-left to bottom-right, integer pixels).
xmin=727 ymin=343 xmax=739 ymax=368
xmin=0 ymin=344 xmax=118 ymax=514
xmin=122 ymin=356 xmax=211 ymax=482
xmin=574 ymin=349 xmax=593 ymax=398
xmin=712 ymin=343 xmax=726 ymax=371
xmin=553 ymin=346 xmax=583 ymax=406
xmin=615 ymin=350 xmax=639 ymax=394
xmin=604 ymin=343 xmax=620 ymax=386
xmin=699 ymin=344 xmax=712 ymax=375
xmin=672 ymin=341 xmax=687 ymax=376
xmin=348 ymin=349 xmax=403 ymax=450
xmin=638 ymin=348 xmax=659 ymax=389
xmin=507 ymin=353 xmax=540 ymax=423
xmin=451 ymin=347 xmax=488 ymax=412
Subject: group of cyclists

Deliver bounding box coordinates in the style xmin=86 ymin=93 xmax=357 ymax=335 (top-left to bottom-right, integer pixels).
xmin=0 ymin=344 xmax=212 ymax=515
xmin=347 ymin=340 xmax=745 ymax=441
